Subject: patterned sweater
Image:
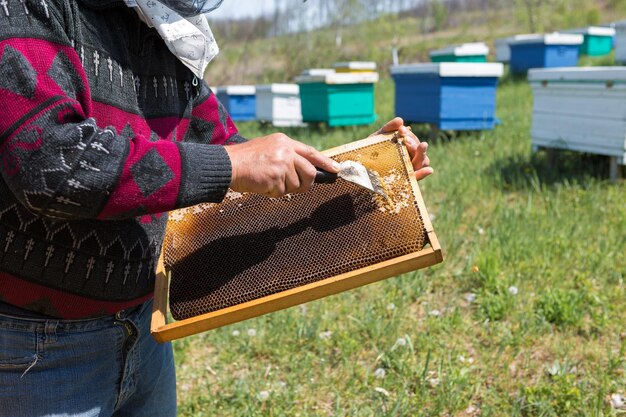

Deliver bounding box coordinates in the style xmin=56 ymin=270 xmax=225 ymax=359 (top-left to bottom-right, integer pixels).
xmin=0 ymin=0 xmax=245 ymax=318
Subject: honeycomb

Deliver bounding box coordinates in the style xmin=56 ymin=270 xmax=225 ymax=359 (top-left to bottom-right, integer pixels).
xmin=163 ymin=136 xmax=427 ymax=320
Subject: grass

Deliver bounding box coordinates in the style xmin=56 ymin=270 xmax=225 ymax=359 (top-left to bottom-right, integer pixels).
xmin=172 ymin=73 xmax=626 ymax=416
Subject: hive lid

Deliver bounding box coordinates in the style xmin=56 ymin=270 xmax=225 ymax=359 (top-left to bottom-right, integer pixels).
xmin=256 ymin=83 xmax=300 ymax=94
xmin=300 ymin=68 xmax=336 ymax=76
xmin=333 ymin=61 xmax=378 ymax=70
xmin=429 ymin=42 xmax=489 ymax=57
xmin=390 ymin=62 xmax=504 ymax=77
xmin=295 ymin=71 xmax=379 ymax=84
xmin=562 ymin=26 xmax=616 ymax=36
xmin=507 ymin=33 xmax=583 ymax=45
xmin=216 ymin=85 xmax=256 ymax=95
xmin=495 ymin=34 xmax=541 ymax=45
xmin=529 ymin=66 xmax=626 ymax=82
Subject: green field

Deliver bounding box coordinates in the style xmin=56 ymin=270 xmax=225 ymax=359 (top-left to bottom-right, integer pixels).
xmin=173 ymin=74 xmax=626 ymax=416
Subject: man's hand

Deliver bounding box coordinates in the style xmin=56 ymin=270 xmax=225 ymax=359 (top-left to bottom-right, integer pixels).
xmin=224 ymin=133 xmax=340 ymax=197
xmin=372 ymin=117 xmax=433 ymax=181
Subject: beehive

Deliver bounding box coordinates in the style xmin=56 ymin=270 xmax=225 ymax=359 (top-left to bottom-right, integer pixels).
xmin=300 ymin=68 xmax=336 ymax=76
xmin=429 ymin=42 xmax=489 ymax=63
xmin=151 ymin=132 xmax=442 ymax=342
xmin=295 ymin=70 xmax=379 ymax=126
xmin=255 ymin=84 xmax=303 ymax=127
xmin=529 ymin=66 xmax=626 ymax=179
xmin=495 ymin=34 xmax=537 ymax=63
xmin=616 ymin=21 xmax=626 ymax=63
xmin=509 ymin=33 xmax=583 ymax=74
xmin=563 ymin=26 xmax=615 ymax=56
xmin=332 ymin=61 xmax=378 ymax=73
xmin=215 ymin=85 xmax=256 ymax=121
xmin=390 ymin=63 xmax=503 ymax=131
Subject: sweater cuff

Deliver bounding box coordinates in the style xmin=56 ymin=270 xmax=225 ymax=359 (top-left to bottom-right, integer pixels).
xmin=225 ymin=133 xmax=248 ymax=145
xmin=176 ymin=142 xmax=232 ymax=206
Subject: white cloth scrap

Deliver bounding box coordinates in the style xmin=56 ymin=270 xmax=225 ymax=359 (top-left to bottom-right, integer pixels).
xmin=124 ymin=0 xmax=219 ymax=78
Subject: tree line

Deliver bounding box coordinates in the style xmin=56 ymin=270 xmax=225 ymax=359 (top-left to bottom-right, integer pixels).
xmin=209 ymin=0 xmax=624 ymax=43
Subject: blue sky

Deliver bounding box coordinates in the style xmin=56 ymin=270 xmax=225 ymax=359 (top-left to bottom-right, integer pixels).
xmin=210 ymin=0 xmax=278 ymax=19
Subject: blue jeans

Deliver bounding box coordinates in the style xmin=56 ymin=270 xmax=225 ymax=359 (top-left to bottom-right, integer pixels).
xmin=0 ymin=300 xmax=176 ymax=417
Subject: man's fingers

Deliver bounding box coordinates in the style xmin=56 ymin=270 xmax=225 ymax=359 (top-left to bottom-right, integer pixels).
xmin=292 ymin=154 xmax=317 ymax=194
xmin=371 ymin=117 xmax=405 ymax=136
xmin=295 ymin=143 xmax=340 ymax=174
xmin=412 ymin=142 xmax=429 ymax=167
xmin=404 ymin=133 xmax=418 ymax=156
xmin=283 ymin=158 xmax=303 ymax=195
xmin=415 ymin=167 xmax=434 ymax=181
xmin=398 ymin=124 xmax=415 ymax=139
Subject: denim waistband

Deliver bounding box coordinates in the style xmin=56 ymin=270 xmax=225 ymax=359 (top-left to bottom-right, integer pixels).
xmin=0 ymin=300 xmax=57 ymax=319
xmin=0 ymin=300 xmax=148 ymax=333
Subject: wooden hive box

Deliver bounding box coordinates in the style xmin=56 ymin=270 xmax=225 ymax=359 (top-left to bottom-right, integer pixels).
xmin=215 ymin=85 xmax=257 ymax=122
xmin=529 ymin=66 xmax=626 ymax=178
xmin=495 ymin=34 xmax=537 ymax=63
xmin=429 ymin=42 xmax=489 ymax=63
xmin=295 ymin=70 xmax=379 ymax=127
xmin=563 ymin=26 xmax=615 ymax=56
xmin=332 ymin=61 xmax=378 ymax=73
xmin=390 ymin=63 xmax=503 ymax=131
xmin=509 ymin=33 xmax=583 ymax=74
xmin=255 ymin=83 xmax=303 ymax=127
xmin=151 ymin=132 xmax=443 ymax=342
xmin=616 ymin=21 xmax=626 ymax=64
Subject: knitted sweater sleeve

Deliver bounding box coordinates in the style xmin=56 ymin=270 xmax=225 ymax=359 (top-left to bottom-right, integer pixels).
xmin=185 ymin=81 xmax=248 ymax=146
xmin=0 ymin=3 xmax=233 ymax=221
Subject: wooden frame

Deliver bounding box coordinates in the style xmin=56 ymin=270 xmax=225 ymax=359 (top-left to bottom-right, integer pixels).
xmin=151 ymin=133 xmax=443 ymax=343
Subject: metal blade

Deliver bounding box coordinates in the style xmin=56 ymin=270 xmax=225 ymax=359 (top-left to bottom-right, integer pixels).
xmin=337 ymin=161 xmax=389 ymax=200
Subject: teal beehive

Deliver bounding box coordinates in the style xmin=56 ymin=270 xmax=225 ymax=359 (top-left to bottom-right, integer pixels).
xmin=295 ymin=69 xmax=379 ymax=127
xmin=430 ymin=42 xmax=489 ymax=63
xmin=564 ymin=26 xmax=616 ymax=56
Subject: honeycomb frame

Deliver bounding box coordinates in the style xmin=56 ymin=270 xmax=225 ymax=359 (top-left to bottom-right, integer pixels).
xmin=151 ymin=132 xmax=442 ymax=342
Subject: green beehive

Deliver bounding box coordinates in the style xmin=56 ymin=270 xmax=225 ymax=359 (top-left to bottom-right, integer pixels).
xmin=430 ymin=42 xmax=489 ymax=63
xmin=295 ymin=69 xmax=378 ymax=127
xmin=565 ymin=26 xmax=616 ymax=56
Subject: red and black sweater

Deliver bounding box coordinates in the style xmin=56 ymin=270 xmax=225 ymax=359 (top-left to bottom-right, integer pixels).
xmin=0 ymin=0 xmax=245 ymax=318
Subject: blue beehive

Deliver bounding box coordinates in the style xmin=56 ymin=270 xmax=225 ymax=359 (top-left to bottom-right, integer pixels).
xmin=390 ymin=63 xmax=504 ymax=131
xmin=495 ymin=34 xmax=537 ymax=63
xmin=509 ymin=33 xmax=583 ymax=74
xmin=215 ymin=85 xmax=256 ymax=121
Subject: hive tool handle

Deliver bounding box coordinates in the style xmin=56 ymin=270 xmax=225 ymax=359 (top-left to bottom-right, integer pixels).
xmin=314 ymin=168 xmax=338 ymax=184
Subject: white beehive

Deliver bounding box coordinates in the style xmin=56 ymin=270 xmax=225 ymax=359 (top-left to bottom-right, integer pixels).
xmin=332 ymin=61 xmax=378 ymax=73
xmin=529 ymin=67 xmax=626 ymax=178
xmin=255 ymin=84 xmax=303 ymax=127
xmin=299 ymin=68 xmax=336 ymax=76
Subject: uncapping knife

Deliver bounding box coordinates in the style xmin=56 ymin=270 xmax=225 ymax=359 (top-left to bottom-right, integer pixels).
xmin=315 ymin=161 xmax=389 ymax=200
